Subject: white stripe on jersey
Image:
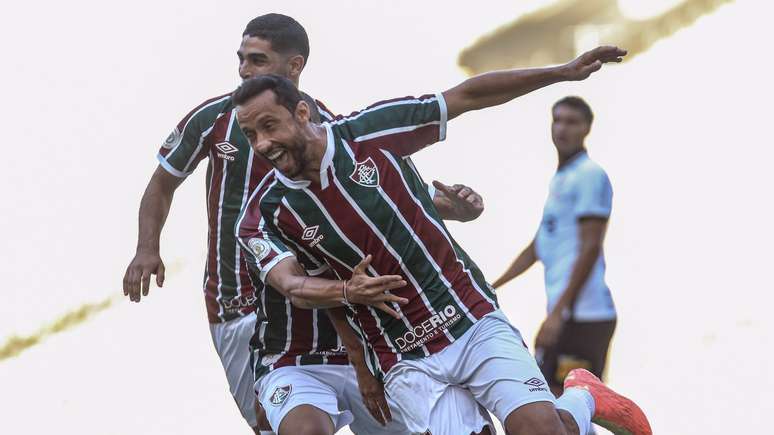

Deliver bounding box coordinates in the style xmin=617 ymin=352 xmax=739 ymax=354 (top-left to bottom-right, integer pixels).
xmin=383 ymin=151 xmax=497 ymax=309
xmin=326 ymin=97 xmax=438 ymax=126
xmin=353 ymin=121 xmax=441 ymax=143
xmin=213 ymin=114 xmax=237 ymax=322
xmin=232 ymin=110 xmax=251 ymax=302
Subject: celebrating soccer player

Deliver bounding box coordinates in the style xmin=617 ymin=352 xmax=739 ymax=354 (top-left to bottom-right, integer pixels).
xmin=234 ymin=45 xmax=653 ymax=435
xmin=122 ymin=13 xmax=487 ymax=434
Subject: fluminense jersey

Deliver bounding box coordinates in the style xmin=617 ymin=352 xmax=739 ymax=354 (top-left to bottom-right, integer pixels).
xmin=237 ymin=93 xmax=499 ymax=379
xmin=157 ymin=92 xmax=333 ymax=324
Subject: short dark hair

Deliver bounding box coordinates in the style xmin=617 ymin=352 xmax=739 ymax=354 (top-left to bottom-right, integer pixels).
xmin=553 ymin=96 xmax=593 ymax=124
xmin=232 ymin=74 xmax=303 ymax=114
xmin=243 ymin=14 xmax=310 ymax=62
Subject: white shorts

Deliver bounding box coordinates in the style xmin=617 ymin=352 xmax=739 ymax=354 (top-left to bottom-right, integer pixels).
xmin=209 ymin=312 xmax=258 ymax=427
xmin=385 ymin=310 xmax=555 ymax=433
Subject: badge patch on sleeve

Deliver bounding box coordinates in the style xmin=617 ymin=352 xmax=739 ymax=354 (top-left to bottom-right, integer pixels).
xmin=269 ymin=385 xmax=292 ymax=406
xmin=248 ymin=238 xmax=271 ymax=262
xmin=350 ymin=157 xmax=379 ymax=187
xmin=161 ymin=127 xmax=182 ymax=150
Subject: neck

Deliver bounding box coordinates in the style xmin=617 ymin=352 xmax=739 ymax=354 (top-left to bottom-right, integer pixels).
xmin=558 ymin=147 xmax=585 ymax=168
xmin=298 ymin=124 xmax=327 ymax=184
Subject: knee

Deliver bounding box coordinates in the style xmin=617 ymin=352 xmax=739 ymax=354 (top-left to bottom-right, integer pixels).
xmin=279 ymin=419 xmax=331 ymax=435
xmin=505 ymin=403 xmax=568 ymax=435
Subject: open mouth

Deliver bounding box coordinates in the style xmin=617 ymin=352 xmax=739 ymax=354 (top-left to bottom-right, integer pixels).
xmin=266 ymin=148 xmax=286 ymax=163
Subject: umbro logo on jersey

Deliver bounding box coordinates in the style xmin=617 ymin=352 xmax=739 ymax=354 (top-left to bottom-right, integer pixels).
xmin=301 ymin=225 xmax=324 ymax=248
xmin=269 ymin=385 xmax=292 ymax=406
xmin=215 ymin=142 xmax=238 ymax=161
xmin=350 ymin=157 xmax=379 ymax=187
xmin=524 ymin=377 xmax=548 ymax=392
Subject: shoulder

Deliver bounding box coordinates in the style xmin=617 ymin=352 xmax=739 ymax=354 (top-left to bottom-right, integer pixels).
xmin=178 ymin=93 xmax=234 ymax=129
xmin=573 ymin=157 xmax=610 ymax=185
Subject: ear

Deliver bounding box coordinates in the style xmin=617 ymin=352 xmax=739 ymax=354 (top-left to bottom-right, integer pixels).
xmin=287 ymin=54 xmax=306 ymax=79
xmin=294 ymin=100 xmax=311 ymax=123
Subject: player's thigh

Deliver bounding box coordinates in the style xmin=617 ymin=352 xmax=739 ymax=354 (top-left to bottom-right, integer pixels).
xmin=255 ymin=366 xmax=352 ymax=434
xmin=504 ymin=401 xmax=570 ymax=435
xmin=209 ymin=313 xmax=259 ymax=426
xmin=337 ymin=366 xmax=411 ymax=435
xmin=446 ymin=312 xmax=556 ymax=423
xmin=385 ymin=362 xmax=492 ymax=435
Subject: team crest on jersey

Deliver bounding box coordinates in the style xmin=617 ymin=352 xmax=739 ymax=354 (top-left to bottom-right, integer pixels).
xmin=161 ymin=127 xmax=182 ymax=150
xmin=269 ymin=385 xmax=292 ymax=406
xmin=350 ymin=157 xmax=379 ymax=187
xmin=248 ymin=238 xmax=271 ymax=261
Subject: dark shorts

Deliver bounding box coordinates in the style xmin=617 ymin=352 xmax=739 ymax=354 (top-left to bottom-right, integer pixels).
xmin=537 ymin=318 xmax=616 ymax=388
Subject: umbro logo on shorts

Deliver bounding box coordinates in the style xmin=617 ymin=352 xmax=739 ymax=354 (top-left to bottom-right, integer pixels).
xmin=524 ymin=377 xmax=548 ymax=392
xmin=215 ymin=142 xmax=238 ymax=161
xmin=270 ymin=385 xmax=292 ymax=406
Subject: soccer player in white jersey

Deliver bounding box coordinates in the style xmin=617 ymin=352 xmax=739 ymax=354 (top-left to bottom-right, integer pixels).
xmin=232 ymin=45 xmax=652 ymax=435
xmin=493 ymin=97 xmax=616 ymax=401
xmin=122 ymin=13 xmax=487 ymax=434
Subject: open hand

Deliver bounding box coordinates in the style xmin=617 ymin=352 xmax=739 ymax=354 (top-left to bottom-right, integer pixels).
xmin=347 ymin=255 xmax=408 ymax=319
xmin=123 ymin=250 xmax=165 ymax=302
xmin=563 ymin=46 xmax=627 ymax=81
xmin=432 ymin=181 xmax=485 ymax=222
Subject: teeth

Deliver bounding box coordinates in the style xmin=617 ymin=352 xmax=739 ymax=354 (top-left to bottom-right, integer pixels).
xmin=267 ymin=150 xmax=284 ymax=161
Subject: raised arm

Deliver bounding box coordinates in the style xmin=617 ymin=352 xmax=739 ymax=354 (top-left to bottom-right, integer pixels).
xmin=443 ymin=46 xmax=626 ymax=119
xmin=123 ymin=166 xmax=183 ymax=302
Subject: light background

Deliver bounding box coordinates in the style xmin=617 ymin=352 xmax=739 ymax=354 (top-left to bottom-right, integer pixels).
xmin=1 ymin=1 xmax=772 ymax=433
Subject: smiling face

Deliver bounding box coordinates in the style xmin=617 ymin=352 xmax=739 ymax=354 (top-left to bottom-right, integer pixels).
xmin=237 ymin=36 xmax=303 ymax=83
xmin=551 ymin=103 xmax=591 ymax=158
xmin=236 ymin=89 xmax=312 ymax=178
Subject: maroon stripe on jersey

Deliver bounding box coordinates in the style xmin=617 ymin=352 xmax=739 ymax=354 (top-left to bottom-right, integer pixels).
xmin=287 ymin=304 xmax=314 ymax=353
xmin=373 ymin=151 xmax=496 ymax=319
xmin=313 ymin=170 xmax=450 ymax=354
xmin=315 ymin=99 xmax=335 ymax=120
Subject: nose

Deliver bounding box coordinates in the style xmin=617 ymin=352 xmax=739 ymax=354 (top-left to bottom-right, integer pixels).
xmin=239 ymin=62 xmax=252 ymax=80
xmin=254 ymin=138 xmax=273 ymax=154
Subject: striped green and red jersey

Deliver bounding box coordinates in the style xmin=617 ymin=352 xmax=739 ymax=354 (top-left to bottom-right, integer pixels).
xmin=237 ymin=93 xmax=499 ymax=379
xmin=157 ymin=92 xmax=334 ymax=324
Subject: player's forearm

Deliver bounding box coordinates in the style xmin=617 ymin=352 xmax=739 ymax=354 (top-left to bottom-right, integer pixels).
xmin=270 ymin=272 xmax=346 ymax=309
xmin=552 ymin=242 xmax=601 ymax=314
xmin=136 ymin=177 xmax=176 ymax=253
xmin=326 ymin=308 xmax=370 ymax=373
xmin=492 ymin=241 xmax=537 ymax=288
xmin=444 ymin=66 xmax=569 ymax=119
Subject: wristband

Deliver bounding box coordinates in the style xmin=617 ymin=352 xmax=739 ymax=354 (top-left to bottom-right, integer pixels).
xmin=342 ymin=279 xmax=352 ymax=306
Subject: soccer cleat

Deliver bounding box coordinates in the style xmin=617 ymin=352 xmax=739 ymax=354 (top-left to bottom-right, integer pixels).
xmin=564 ymin=369 xmax=652 ymax=435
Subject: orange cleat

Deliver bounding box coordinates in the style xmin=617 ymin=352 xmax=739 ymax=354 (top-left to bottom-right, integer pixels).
xmin=564 ymin=369 xmax=652 ymax=435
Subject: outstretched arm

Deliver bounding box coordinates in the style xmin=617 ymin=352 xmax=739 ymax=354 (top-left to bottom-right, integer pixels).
xmin=492 ymin=238 xmax=538 ymax=289
xmin=123 ymin=165 xmax=184 ymax=302
xmin=443 ymin=46 xmax=626 ymax=119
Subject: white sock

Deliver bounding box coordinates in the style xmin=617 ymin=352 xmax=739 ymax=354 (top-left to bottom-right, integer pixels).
xmin=555 ymin=387 xmax=595 ymax=435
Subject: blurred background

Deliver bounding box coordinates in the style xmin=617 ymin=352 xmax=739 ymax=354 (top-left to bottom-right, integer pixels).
xmin=1 ymin=0 xmax=772 ymax=433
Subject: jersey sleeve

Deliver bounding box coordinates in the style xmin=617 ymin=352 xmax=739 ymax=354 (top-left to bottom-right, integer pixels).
xmin=574 ymin=166 xmax=613 ymax=219
xmin=237 ymin=190 xmax=330 ymax=283
xmin=332 ymin=93 xmax=448 ymax=157
xmin=156 ymin=95 xmax=227 ymax=178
